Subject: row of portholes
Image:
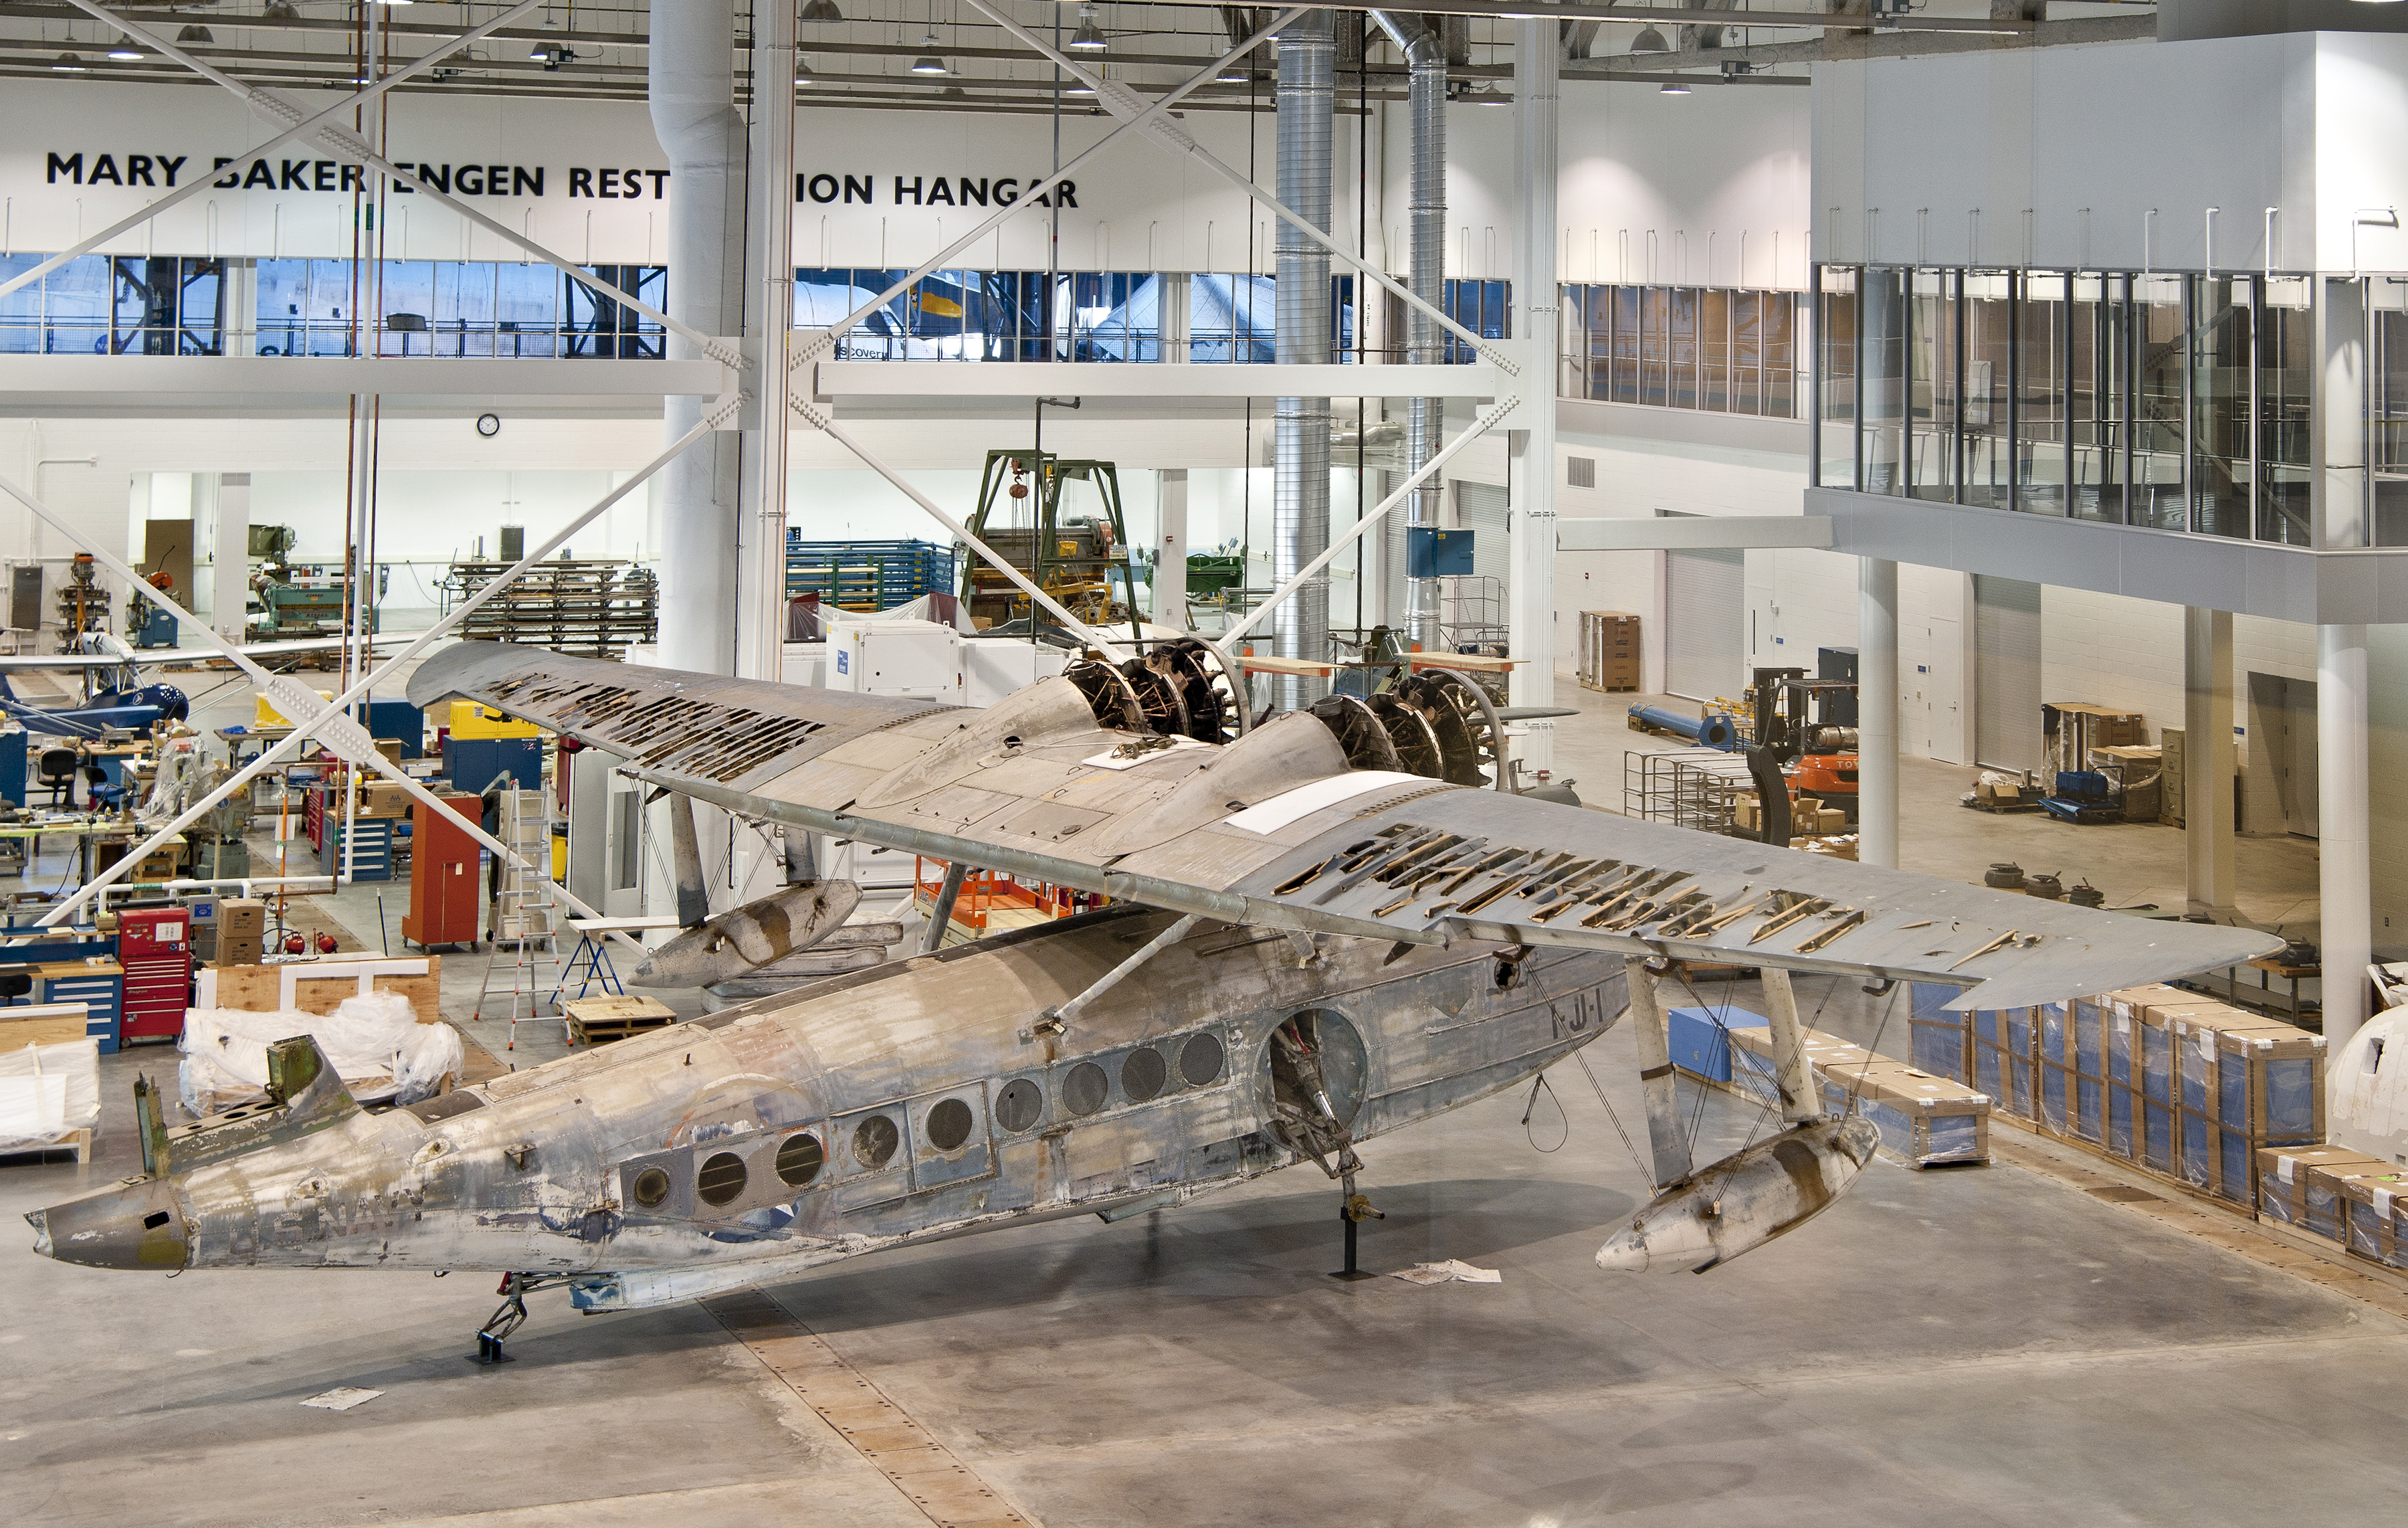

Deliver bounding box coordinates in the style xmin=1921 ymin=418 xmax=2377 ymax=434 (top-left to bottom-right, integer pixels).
xmin=629 ymin=1131 xmax=829 ymax=1211
xmin=999 ymin=1030 xmax=1227 ymax=1135
xmin=628 ymin=1031 xmax=1229 ymax=1213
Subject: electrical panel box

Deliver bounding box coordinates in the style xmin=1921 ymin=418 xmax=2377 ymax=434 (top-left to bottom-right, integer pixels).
xmin=826 ymin=616 xmax=964 ymax=704
xmin=1407 ymin=526 xmax=1476 ymax=579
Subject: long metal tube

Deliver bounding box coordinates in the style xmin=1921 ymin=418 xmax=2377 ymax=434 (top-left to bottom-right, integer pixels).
xmin=743 ymin=0 xmax=799 ymax=684
xmin=651 ymin=0 xmax=748 ymax=676
xmin=1274 ymin=9 xmax=1336 ymax=712
xmin=1372 ymin=11 xmax=1446 ymax=650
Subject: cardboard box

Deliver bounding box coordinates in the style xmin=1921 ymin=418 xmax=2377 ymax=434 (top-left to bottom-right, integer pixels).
xmin=2257 ymin=1145 xmax=2385 ymax=1240
xmin=1818 ymin=1060 xmax=1993 ymax=1167
xmin=217 ymin=897 xmax=264 ymax=969
xmin=2338 ymin=1169 xmax=2408 ymax=1271
xmin=1815 ymin=808 xmax=1847 ymax=834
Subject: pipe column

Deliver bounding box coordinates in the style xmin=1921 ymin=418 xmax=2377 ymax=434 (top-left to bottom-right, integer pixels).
xmin=648 ymin=0 xmax=747 ymax=676
xmin=739 ymin=0 xmax=799 ymax=684
xmin=1858 ymin=557 xmax=1899 ymax=868
xmin=2183 ymin=607 xmax=2237 ymax=917
xmin=1373 ymin=12 xmax=1445 ymax=652
xmin=1272 ymin=10 xmax=1335 ymax=711
xmin=1507 ymin=13 xmax=1558 ymax=773
xmin=2320 ymin=623 xmax=2372 ymax=1052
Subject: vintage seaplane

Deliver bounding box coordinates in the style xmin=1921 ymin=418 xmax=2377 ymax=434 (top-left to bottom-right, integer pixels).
xmin=28 ymin=636 xmax=2276 ymax=1355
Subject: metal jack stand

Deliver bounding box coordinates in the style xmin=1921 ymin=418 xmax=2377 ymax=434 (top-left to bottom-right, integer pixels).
xmin=473 ymin=1272 xmax=532 ymax=1363
xmin=1330 ymin=1166 xmax=1383 ymax=1281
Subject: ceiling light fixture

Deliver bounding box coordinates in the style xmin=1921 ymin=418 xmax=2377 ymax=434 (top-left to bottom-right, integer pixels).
xmin=106 ymin=35 xmax=143 ymax=59
xmin=1629 ymin=24 xmax=1668 ymax=52
xmin=52 ymin=50 xmax=88 ymax=71
xmin=801 ymin=0 xmax=843 ymax=19
xmin=177 ymin=23 xmax=215 ymax=41
xmin=1660 ymin=80 xmax=1691 ymax=94
xmin=262 ymin=0 xmax=300 ymax=19
xmin=908 ymin=33 xmax=949 ymax=74
xmin=1069 ymin=5 xmax=1106 ymax=50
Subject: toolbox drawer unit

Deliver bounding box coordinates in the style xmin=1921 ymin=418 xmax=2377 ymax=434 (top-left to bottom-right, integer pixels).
xmin=116 ymin=906 xmax=193 ymax=1044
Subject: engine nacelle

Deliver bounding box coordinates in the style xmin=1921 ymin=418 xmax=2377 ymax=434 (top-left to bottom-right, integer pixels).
xmin=1595 ymin=1115 xmax=1879 ymax=1274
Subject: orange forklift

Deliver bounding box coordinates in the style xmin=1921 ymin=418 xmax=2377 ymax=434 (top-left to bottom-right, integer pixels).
xmin=1742 ymin=667 xmax=1860 ymax=838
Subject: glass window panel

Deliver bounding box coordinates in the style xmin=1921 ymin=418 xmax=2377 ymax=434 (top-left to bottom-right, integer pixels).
xmin=2133 ymin=274 xmax=2188 ymax=531
xmin=1611 ymin=286 xmax=1640 ymax=404
xmin=1585 ymin=285 xmax=1613 ymax=400
xmin=1765 ymin=293 xmax=1797 ymax=419
xmin=1963 ymin=272 xmax=2013 ymax=508
xmin=2068 ymin=273 xmax=2126 ymax=522
xmin=2191 ymin=276 xmax=2251 ymax=539
xmin=0 ymin=254 xmax=41 ymax=354
xmin=45 ymin=255 xmax=112 ymax=356
xmin=1668 ymin=288 xmax=1698 ymax=410
xmin=2017 ymin=271 xmax=2068 ymax=516
xmin=1732 ymin=291 xmax=1761 ymax=416
xmin=1642 ymin=286 xmax=1670 ymax=407
xmin=377 ymin=261 xmax=437 ymax=355
xmin=1860 ymin=268 xmax=1907 ymax=494
xmin=495 ymin=262 xmax=560 ymax=357
xmin=2375 ymin=293 xmax=2408 ymax=546
xmin=1815 ymin=268 xmax=1856 ymax=488
xmin=1700 ymin=288 xmax=1731 ymax=411
xmin=1908 ymin=270 xmax=1959 ymax=500
xmin=2255 ymin=276 xmax=2312 ymax=546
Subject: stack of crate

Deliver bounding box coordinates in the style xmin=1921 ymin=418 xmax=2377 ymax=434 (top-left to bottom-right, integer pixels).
xmin=1577 ymin=611 xmax=1641 ymax=693
xmin=1663 ymin=1004 xmax=1992 ymax=1167
xmin=1910 ymin=981 xmax=2326 ymax=1210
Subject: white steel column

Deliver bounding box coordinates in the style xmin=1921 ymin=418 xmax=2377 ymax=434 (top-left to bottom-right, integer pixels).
xmin=1157 ymin=469 xmax=1189 ymax=629
xmin=2320 ymin=623 xmax=2372 ymax=1052
xmin=651 ymin=0 xmax=748 ymax=676
xmin=1858 ymin=557 xmax=1899 ymax=868
xmin=2183 ymin=606 xmax=2237 ymax=917
xmin=210 ymin=472 xmax=249 ymax=644
xmin=1509 ymin=11 xmax=1559 ymax=773
xmin=740 ymin=0 xmax=799 ymax=683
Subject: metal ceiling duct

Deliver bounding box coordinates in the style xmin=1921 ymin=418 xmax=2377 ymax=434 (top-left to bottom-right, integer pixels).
xmin=648 ymin=0 xmax=747 ymax=675
xmin=1372 ymin=10 xmax=1445 ymax=650
xmin=1273 ymin=9 xmax=1335 ymax=712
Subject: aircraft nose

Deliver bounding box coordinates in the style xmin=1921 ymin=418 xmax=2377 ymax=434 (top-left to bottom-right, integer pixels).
xmin=27 ymin=1177 xmax=189 ymax=1270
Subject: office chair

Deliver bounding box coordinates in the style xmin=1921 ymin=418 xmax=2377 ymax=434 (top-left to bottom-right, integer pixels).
xmin=82 ymin=765 xmax=126 ymax=811
xmin=0 ymin=973 xmax=33 ymax=1006
xmin=35 ymin=749 xmax=76 ymax=809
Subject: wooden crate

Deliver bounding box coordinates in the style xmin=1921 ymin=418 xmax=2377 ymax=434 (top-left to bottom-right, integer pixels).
xmin=563 ymin=994 xmax=678 ymax=1047
xmin=2338 ymin=1169 xmax=2408 ymax=1272
xmin=199 ymin=957 xmax=443 ymax=1024
xmin=2256 ymin=1145 xmax=2385 ymax=1240
xmin=0 ymin=1126 xmax=90 ymax=1164
xmin=1578 ymin=611 xmax=1642 ymax=693
xmin=2168 ymin=1007 xmax=2326 ymax=1207
xmin=1817 ymin=1060 xmax=1992 ymax=1167
xmin=0 ymin=1002 xmax=92 ymax=1050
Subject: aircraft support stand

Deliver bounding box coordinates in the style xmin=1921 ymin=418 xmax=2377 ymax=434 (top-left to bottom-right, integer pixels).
xmin=1331 ymin=1167 xmax=1383 ymax=1281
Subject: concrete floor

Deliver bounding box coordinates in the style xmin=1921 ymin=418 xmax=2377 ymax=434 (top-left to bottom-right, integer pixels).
xmin=0 ymin=660 xmax=2395 ymax=1526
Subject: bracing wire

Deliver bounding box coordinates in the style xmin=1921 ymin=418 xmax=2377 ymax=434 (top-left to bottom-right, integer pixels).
xmin=1519 ymin=1072 xmax=1567 ymax=1153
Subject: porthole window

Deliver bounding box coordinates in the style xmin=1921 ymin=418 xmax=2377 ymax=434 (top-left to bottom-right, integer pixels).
xmin=629 ymin=1166 xmax=670 ymax=1208
xmin=995 ymin=1078 xmax=1043 ymax=1133
xmin=1180 ymin=1031 xmax=1225 ymax=1087
xmin=1121 ymin=1046 xmax=1167 ymax=1104
xmin=854 ymin=1114 xmax=900 ymax=1169
xmin=1062 ymin=1060 xmax=1108 ymax=1117
xmin=775 ymin=1132 xmax=825 ymax=1187
xmin=925 ymin=1097 xmax=974 ymax=1152
xmin=697 ymin=1151 xmax=748 ymax=1207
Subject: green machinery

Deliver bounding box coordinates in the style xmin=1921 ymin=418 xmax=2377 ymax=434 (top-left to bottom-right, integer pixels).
xmin=962 ymin=450 xmax=1141 ymax=640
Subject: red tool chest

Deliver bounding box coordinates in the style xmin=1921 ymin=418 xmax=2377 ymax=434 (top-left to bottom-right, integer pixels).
xmin=403 ymin=792 xmax=483 ymax=950
xmin=117 ymin=906 xmax=194 ymax=1043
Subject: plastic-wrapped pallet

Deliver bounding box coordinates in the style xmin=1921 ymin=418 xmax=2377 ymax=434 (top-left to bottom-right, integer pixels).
xmin=0 ymin=1036 xmax=100 ymax=1151
xmin=1727 ymin=1024 xmax=1874 ymax=1107
xmin=179 ymin=990 xmax=464 ymax=1117
xmin=2338 ymin=1168 xmax=2408 ymax=1271
xmin=2256 ymin=1145 xmax=2385 ymax=1240
xmin=1906 ymin=983 xmax=1972 ymax=1084
xmin=2166 ymin=1006 xmax=2325 ymax=1207
xmin=1816 ymin=1060 xmax=1992 ymax=1167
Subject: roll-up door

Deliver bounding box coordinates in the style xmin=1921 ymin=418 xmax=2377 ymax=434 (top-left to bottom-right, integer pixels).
xmin=1664 ymin=545 xmax=1744 ymax=702
xmin=1973 ymin=575 xmax=2041 ymax=772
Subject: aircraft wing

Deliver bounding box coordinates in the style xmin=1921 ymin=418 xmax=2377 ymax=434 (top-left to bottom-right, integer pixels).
xmin=411 ymin=642 xmax=2280 ymax=1011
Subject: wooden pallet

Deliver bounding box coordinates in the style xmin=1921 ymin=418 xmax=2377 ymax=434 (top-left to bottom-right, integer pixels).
xmin=1579 ymin=680 xmax=1639 ymax=694
xmin=563 ymin=995 xmax=678 ymax=1047
xmin=0 ymin=1127 xmax=92 ymax=1165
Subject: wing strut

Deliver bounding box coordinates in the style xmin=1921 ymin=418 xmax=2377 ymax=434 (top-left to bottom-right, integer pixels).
xmin=1623 ymin=957 xmax=1696 ymax=1189
xmin=1033 ymin=913 xmax=1201 ymax=1038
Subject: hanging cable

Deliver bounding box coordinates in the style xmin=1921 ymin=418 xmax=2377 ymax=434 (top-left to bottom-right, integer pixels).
xmin=1519 ymin=1071 xmax=1567 ymax=1153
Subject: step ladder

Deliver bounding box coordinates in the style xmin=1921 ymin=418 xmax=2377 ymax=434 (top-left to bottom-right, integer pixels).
xmin=472 ymin=789 xmax=564 ymax=1050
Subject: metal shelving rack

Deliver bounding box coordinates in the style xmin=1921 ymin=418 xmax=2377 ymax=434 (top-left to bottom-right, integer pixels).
xmin=439 ymin=558 xmax=658 ymax=658
xmin=1623 ymin=747 xmax=1754 ymax=835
